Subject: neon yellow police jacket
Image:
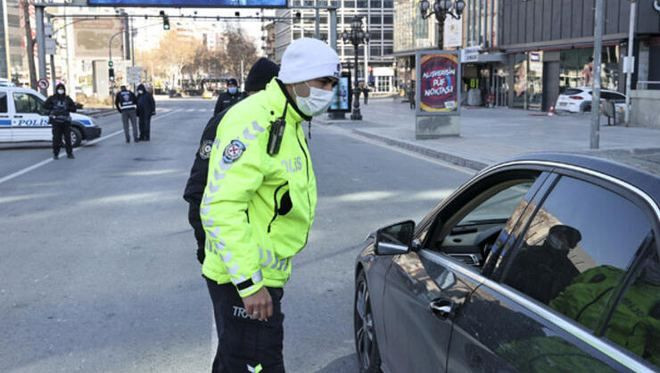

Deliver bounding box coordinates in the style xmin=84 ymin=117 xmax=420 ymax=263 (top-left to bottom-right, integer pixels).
xmin=201 ymin=79 xmax=317 ymax=298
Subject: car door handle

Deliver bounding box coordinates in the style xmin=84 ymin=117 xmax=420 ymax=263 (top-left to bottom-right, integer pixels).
xmin=429 ymin=299 xmax=454 ymax=319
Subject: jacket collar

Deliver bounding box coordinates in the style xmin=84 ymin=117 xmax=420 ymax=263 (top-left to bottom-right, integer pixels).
xmin=265 ymin=78 xmax=312 ymax=123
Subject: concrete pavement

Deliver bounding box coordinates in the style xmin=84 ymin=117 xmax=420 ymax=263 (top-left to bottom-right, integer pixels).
xmin=320 ymin=98 xmax=660 ymax=173
xmin=0 ymin=98 xmax=472 ymax=372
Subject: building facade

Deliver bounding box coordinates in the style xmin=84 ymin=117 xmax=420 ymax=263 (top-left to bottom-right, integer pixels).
xmin=274 ymin=0 xmax=396 ymax=94
xmin=393 ymin=0 xmax=502 ymax=105
xmin=1 ymin=0 xmax=28 ymax=83
xmin=498 ymin=0 xmax=660 ymax=111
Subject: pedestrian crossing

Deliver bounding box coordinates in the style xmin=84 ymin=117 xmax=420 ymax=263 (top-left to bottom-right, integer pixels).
xmin=159 ymin=108 xmax=213 ymax=114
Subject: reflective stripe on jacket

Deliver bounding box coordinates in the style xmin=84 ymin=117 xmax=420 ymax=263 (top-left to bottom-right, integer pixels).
xmin=201 ymin=79 xmax=317 ymax=298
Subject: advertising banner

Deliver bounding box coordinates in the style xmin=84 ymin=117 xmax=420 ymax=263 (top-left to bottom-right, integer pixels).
xmin=88 ymin=0 xmax=287 ymax=7
xmin=328 ymin=72 xmax=351 ymax=113
xmin=416 ymin=52 xmax=460 ymax=114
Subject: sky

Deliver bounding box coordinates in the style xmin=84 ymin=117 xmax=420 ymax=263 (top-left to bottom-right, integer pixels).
xmin=128 ymin=7 xmax=273 ymax=52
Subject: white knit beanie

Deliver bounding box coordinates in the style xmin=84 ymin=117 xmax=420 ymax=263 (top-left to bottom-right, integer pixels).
xmin=279 ymin=38 xmax=341 ymax=84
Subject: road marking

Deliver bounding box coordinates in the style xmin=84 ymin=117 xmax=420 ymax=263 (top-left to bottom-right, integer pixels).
xmin=0 ymin=110 xmax=180 ymax=186
xmin=319 ymin=125 xmax=476 ymax=176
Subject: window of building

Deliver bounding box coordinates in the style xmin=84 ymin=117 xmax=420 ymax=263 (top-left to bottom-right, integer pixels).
xmin=376 ymin=75 xmax=391 ymax=93
xmin=497 ymin=176 xmax=653 ymax=334
xmin=370 ymin=15 xmax=381 ymax=25
xmin=344 ymin=0 xmax=355 ymax=7
xmin=370 ymin=46 xmax=381 ymax=57
xmin=370 ymin=0 xmax=381 ymax=6
xmin=383 ymin=15 xmax=393 ymax=24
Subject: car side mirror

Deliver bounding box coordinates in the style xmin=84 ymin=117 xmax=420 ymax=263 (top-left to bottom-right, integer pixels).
xmin=375 ymin=220 xmax=415 ymax=255
xmin=75 ymin=102 xmax=84 ymax=109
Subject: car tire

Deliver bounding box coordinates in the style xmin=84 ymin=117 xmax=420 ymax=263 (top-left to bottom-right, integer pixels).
xmin=354 ymin=271 xmax=382 ymax=373
xmin=579 ymin=102 xmax=591 ymax=113
xmin=69 ymin=127 xmax=82 ymax=148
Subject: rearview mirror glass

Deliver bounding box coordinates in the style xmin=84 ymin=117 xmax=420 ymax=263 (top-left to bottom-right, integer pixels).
xmin=375 ymin=220 xmax=415 ymax=255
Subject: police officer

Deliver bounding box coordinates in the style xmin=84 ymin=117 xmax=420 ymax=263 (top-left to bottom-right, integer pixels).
xmin=44 ymin=83 xmax=77 ymax=160
xmin=115 ymin=85 xmax=139 ymax=143
xmin=213 ymin=78 xmax=242 ymax=116
xmin=184 ymin=57 xmax=280 ymax=265
xmin=136 ymin=83 xmax=156 ymax=141
xmin=201 ymin=38 xmax=339 ymax=372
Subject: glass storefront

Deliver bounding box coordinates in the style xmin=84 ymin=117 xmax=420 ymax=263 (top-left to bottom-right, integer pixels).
xmin=559 ymin=46 xmax=620 ymax=92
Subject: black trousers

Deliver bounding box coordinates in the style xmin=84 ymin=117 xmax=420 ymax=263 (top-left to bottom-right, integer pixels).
xmin=206 ymin=279 xmax=285 ymax=373
xmin=138 ymin=114 xmax=152 ymax=140
xmin=52 ymin=122 xmax=72 ymax=156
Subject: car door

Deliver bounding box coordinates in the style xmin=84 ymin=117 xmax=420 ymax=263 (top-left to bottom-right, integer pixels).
xmin=447 ymin=170 xmax=658 ymax=372
xmin=11 ymin=91 xmax=50 ymax=142
xmin=380 ymin=167 xmax=548 ymax=372
xmin=0 ymin=91 xmax=11 ymax=141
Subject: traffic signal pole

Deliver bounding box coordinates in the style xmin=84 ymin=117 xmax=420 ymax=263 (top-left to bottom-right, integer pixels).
xmin=35 ymin=5 xmax=48 ymax=95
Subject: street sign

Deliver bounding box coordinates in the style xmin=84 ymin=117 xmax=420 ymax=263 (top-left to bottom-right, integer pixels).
xmin=38 ymin=79 xmax=49 ymax=90
xmin=461 ymin=47 xmax=480 ymax=63
xmin=623 ymin=56 xmax=635 ymax=74
xmin=108 ymin=60 xmax=114 ymax=68
xmin=45 ymin=38 xmax=57 ymax=55
xmin=126 ymin=66 xmax=142 ymax=84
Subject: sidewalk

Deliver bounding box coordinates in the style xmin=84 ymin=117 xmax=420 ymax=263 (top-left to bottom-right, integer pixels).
xmin=319 ymin=98 xmax=660 ymax=173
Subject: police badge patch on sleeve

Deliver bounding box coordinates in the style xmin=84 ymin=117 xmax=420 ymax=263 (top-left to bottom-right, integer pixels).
xmin=222 ymin=139 xmax=246 ymax=164
xmin=198 ymin=140 xmax=214 ymax=160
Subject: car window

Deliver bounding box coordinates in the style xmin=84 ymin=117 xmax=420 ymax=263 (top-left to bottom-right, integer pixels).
xmin=602 ymin=237 xmax=659 ymax=368
xmin=13 ymin=93 xmax=44 ymax=114
xmin=562 ymin=88 xmax=584 ymax=96
xmin=0 ymin=92 xmax=7 ymax=113
xmin=497 ymin=176 xmax=653 ymax=333
xmin=427 ymin=176 xmax=536 ymax=267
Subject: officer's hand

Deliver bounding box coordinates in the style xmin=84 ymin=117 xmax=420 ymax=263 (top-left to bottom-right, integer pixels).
xmin=243 ymin=287 xmax=272 ymax=321
xmin=196 ymin=245 xmax=205 ymax=265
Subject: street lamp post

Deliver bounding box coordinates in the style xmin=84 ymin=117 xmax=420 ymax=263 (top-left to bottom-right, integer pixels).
xmin=342 ymin=16 xmax=368 ymax=121
xmin=419 ymin=0 xmax=465 ymax=47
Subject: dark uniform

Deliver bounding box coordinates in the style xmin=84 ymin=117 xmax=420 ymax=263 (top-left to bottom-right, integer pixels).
xmin=115 ymin=87 xmax=139 ymax=143
xmin=183 ymin=111 xmax=228 ymax=263
xmin=213 ymin=79 xmax=242 ymax=116
xmin=44 ymin=83 xmax=77 ymax=159
xmin=136 ymin=84 xmax=156 ymax=141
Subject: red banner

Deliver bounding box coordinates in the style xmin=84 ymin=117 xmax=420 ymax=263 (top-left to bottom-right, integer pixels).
xmin=419 ymin=54 xmax=459 ymax=113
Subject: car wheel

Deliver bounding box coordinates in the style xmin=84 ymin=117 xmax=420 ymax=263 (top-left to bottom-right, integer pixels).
xmin=69 ymin=127 xmax=82 ymax=147
xmin=355 ymin=271 xmax=382 ymax=373
xmin=579 ymin=102 xmax=591 ymax=113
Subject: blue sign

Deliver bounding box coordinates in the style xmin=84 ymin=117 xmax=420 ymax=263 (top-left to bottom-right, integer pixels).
xmin=88 ymin=0 xmax=286 ymax=6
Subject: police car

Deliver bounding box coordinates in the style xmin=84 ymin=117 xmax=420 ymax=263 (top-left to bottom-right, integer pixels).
xmin=0 ymin=86 xmax=101 ymax=147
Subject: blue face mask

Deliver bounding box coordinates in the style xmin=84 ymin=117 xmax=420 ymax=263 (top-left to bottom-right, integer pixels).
xmin=228 ymin=87 xmax=238 ymax=95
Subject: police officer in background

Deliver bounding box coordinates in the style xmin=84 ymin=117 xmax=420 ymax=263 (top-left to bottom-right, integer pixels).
xmin=201 ymin=38 xmax=339 ymax=373
xmin=213 ymin=78 xmax=242 ymax=116
xmin=44 ymin=83 xmax=77 ymax=160
xmin=115 ymin=85 xmax=139 ymax=143
xmin=136 ymin=83 xmax=156 ymax=142
xmin=184 ymin=57 xmax=280 ymax=266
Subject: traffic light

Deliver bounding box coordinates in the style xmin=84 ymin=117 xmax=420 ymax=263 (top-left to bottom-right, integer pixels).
xmin=160 ymin=11 xmax=170 ymax=30
xmin=109 ymin=68 xmax=115 ymax=81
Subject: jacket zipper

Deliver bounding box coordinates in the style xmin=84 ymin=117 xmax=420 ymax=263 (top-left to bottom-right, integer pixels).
xmin=295 ymin=123 xmax=312 ymax=248
xmin=267 ymin=181 xmax=289 ymax=233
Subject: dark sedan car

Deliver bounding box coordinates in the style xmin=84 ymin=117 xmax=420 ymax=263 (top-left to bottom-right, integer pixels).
xmin=354 ymin=153 xmax=659 ymax=373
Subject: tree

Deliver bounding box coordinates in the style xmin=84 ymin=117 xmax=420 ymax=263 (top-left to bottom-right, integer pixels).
xmin=154 ymin=30 xmax=199 ymax=88
xmin=220 ymin=26 xmax=259 ymax=83
xmin=21 ymin=0 xmax=38 ymax=90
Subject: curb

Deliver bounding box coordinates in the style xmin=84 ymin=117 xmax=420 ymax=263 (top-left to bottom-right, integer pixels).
xmin=351 ymin=128 xmax=489 ymax=171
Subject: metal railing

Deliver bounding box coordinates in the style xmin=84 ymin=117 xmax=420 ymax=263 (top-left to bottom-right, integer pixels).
xmin=637 ymin=81 xmax=660 ymax=89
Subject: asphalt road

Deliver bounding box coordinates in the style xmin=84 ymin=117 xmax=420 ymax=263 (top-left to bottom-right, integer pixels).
xmin=0 ymin=98 xmax=472 ymax=372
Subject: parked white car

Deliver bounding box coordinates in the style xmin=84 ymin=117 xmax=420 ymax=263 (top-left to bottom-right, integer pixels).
xmin=555 ymin=87 xmax=626 ymax=113
xmin=0 ymin=86 xmax=101 ymax=146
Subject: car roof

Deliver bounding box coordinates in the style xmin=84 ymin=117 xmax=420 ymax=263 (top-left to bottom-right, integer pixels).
xmin=504 ymin=152 xmax=660 ymax=207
